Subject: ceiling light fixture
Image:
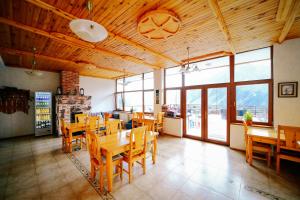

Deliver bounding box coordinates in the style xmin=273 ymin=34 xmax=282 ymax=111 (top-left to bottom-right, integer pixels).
xmin=69 ymin=0 xmax=108 ymax=43
xmin=25 ymin=47 xmax=43 ymax=77
xmin=179 ymin=47 xmax=201 ymax=73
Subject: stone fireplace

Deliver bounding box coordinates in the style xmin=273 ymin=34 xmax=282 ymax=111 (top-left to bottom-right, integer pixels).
xmin=55 ymin=71 xmax=91 ymax=135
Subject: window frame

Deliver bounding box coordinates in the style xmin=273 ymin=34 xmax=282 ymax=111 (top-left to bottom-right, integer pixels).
xmin=231 ymin=47 xmax=273 ymax=126
xmin=115 ymin=72 xmax=154 ymax=114
xmin=163 ymin=46 xmax=273 ymax=126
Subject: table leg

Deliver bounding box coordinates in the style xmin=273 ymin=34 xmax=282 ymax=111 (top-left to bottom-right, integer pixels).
xmin=152 ymin=136 xmax=157 ymax=164
xmin=106 ymin=151 xmax=113 ymax=192
xmin=248 ymin=136 xmax=253 ymax=165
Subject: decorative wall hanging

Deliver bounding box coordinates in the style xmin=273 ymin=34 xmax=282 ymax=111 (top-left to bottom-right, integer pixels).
xmin=0 ymin=87 xmax=30 ymax=114
xmin=137 ymin=9 xmax=181 ymax=39
xmin=278 ymin=82 xmax=298 ymax=98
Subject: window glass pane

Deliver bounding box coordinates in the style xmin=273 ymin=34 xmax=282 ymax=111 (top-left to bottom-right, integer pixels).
xmin=116 ymin=93 xmax=123 ymax=110
xmin=236 ymin=84 xmax=269 ymax=123
xmin=144 ymin=72 xmax=154 ymax=90
xmin=124 ymin=75 xmax=142 ymax=91
xmin=185 ymin=56 xmax=229 ymax=86
xmin=117 ymin=79 xmax=123 ymax=92
xmin=235 ymin=48 xmax=270 ymax=64
xmin=144 ymin=91 xmax=154 ymax=112
xmin=235 ymin=60 xmax=271 ymax=82
xmin=124 ymin=91 xmax=142 ymax=112
xmin=166 ymin=67 xmax=182 ymax=88
xmin=166 ymin=90 xmax=181 ymax=115
xmin=235 ymin=47 xmax=271 ymax=82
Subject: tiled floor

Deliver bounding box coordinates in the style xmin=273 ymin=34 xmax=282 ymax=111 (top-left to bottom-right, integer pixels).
xmin=0 ymin=135 xmax=300 ymax=200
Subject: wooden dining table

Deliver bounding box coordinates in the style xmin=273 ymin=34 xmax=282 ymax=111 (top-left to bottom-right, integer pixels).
xmin=247 ymin=127 xmax=285 ymax=165
xmin=99 ymin=129 xmax=159 ymax=192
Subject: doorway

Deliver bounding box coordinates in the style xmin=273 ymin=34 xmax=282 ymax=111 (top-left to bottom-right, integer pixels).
xmin=184 ymin=86 xmax=229 ymax=144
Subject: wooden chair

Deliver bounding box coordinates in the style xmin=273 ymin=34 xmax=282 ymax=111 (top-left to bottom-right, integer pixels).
xmin=243 ymin=122 xmax=271 ymax=167
xmin=88 ymin=116 xmax=101 ymax=133
xmin=104 ymin=112 xmax=110 ymax=126
xmin=86 ymin=131 xmax=123 ymax=191
xmin=143 ymin=120 xmax=155 ymax=131
xmin=75 ymin=113 xmax=88 ymax=125
xmin=122 ymin=126 xmax=147 ymax=183
xmin=154 ymin=112 xmax=164 ymax=133
xmin=64 ymin=124 xmax=85 ymax=153
xmin=106 ymin=119 xmax=122 ymax=135
xmin=132 ymin=112 xmax=144 ymax=128
xmin=276 ymin=125 xmax=300 ymax=174
xmin=59 ymin=118 xmax=68 ymax=152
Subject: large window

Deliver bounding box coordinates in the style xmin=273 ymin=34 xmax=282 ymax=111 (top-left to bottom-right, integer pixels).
xmin=164 ymin=46 xmax=273 ymax=125
xmin=116 ymin=72 xmax=154 ymax=113
xmin=185 ymin=56 xmax=230 ymax=86
xmin=165 ymin=66 xmax=182 ymax=88
xmin=166 ymin=89 xmax=181 ymax=116
xmin=234 ymin=47 xmax=272 ymax=125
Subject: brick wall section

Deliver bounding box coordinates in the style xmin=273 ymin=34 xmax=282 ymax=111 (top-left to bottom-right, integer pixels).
xmin=60 ymin=71 xmax=79 ymax=95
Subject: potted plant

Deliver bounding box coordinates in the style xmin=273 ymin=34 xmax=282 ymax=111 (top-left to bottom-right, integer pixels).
xmin=243 ymin=111 xmax=253 ymax=126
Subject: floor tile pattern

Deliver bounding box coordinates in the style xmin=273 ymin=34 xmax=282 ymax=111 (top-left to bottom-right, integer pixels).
xmin=0 ymin=135 xmax=300 ymax=200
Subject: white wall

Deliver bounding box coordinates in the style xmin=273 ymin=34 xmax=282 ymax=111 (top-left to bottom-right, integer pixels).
xmin=273 ymin=39 xmax=300 ymax=127
xmin=79 ymin=76 xmax=115 ymax=113
xmin=0 ymin=67 xmax=60 ymax=139
xmin=230 ymin=38 xmax=300 ymax=150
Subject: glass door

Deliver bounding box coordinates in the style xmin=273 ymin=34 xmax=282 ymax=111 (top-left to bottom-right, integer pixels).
xmin=186 ymin=89 xmax=202 ymax=138
xmin=207 ymin=87 xmax=228 ymax=142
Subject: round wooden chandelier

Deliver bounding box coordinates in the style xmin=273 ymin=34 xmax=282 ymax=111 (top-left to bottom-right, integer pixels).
xmin=137 ymin=10 xmax=181 ymax=40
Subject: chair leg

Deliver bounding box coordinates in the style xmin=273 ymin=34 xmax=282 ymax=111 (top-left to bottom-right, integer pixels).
xmin=276 ymin=156 xmax=280 ymax=174
xmin=120 ymin=161 xmax=123 ymax=181
xmin=267 ymin=151 xmax=271 ymax=167
xmin=99 ymin=165 xmax=104 ymax=191
xmin=91 ymin=164 xmax=96 ymax=179
xmin=80 ymin=138 xmax=83 ymax=149
xmin=128 ymin=161 xmax=132 ymax=184
xmin=142 ymin=157 xmax=146 ymax=175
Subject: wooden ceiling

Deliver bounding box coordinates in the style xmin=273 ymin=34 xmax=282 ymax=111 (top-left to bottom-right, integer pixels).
xmin=0 ymin=0 xmax=299 ymax=79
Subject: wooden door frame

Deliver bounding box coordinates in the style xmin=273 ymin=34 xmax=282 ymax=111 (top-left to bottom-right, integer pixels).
xmin=182 ymin=83 xmax=230 ymax=146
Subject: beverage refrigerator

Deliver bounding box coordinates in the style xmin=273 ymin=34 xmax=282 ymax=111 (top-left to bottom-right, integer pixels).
xmin=35 ymin=91 xmax=53 ymax=136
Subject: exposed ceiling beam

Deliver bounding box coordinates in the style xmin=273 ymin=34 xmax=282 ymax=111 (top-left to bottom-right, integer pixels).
xmin=182 ymin=51 xmax=232 ymax=63
xmin=276 ymin=0 xmax=294 ymax=22
xmin=278 ymin=0 xmax=300 ymax=43
xmin=0 ymin=17 xmax=160 ymax=70
xmin=0 ymin=47 xmax=135 ymax=77
xmin=25 ymin=0 xmax=181 ymax=65
xmin=208 ymin=0 xmax=235 ymax=54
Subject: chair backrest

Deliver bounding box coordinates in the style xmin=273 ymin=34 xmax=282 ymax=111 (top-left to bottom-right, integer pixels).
xmin=143 ymin=120 xmax=154 ymax=131
xmin=242 ymin=121 xmax=248 ymax=148
xmin=277 ymin=125 xmax=300 ymax=152
xmin=157 ymin=112 xmax=164 ymax=124
xmin=88 ymin=116 xmax=100 ymax=132
xmin=59 ymin=118 xmax=67 ymax=136
xmin=137 ymin=112 xmax=145 ymax=123
xmin=86 ymin=130 xmax=102 ymax=162
xmin=129 ymin=126 xmax=147 ymax=157
xmin=106 ymin=119 xmax=121 ymax=135
xmin=75 ymin=114 xmax=88 ymax=125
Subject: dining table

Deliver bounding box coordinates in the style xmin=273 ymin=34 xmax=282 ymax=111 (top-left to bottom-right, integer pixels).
xmin=99 ymin=129 xmax=159 ymax=192
xmin=247 ymin=127 xmax=285 ymax=165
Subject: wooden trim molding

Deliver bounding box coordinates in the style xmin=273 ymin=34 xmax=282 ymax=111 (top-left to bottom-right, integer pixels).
xmin=25 ymin=0 xmax=181 ymax=66
xmin=276 ymin=0 xmax=294 ymax=22
xmin=208 ymin=0 xmax=235 ymax=54
xmin=182 ymin=51 xmax=232 ymax=63
xmin=0 ymin=17 xmax=161 ymax=70
xmin=278 ymin=0 xmax=300 ymax=43
xmin=0 ymin=47 xmax=136 ymax=78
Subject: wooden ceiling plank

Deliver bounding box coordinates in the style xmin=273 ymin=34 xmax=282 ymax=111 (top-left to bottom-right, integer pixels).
xmin=0 ymin=17 xmax=160 ymax=70
xmin=276 ymin=0 xmax=294 ymax=22
xmin=181 ymin=51 xmax=232 ymax=63
xmin=278 ymin=0 xmax=300 ymax=43
xmin=0 ymin=47 xmax=135 ymax=76
xmin=25 ymin=0 xmax=180 ymax=65
xmin=208 ymin=0 xmax=235 ymax=54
